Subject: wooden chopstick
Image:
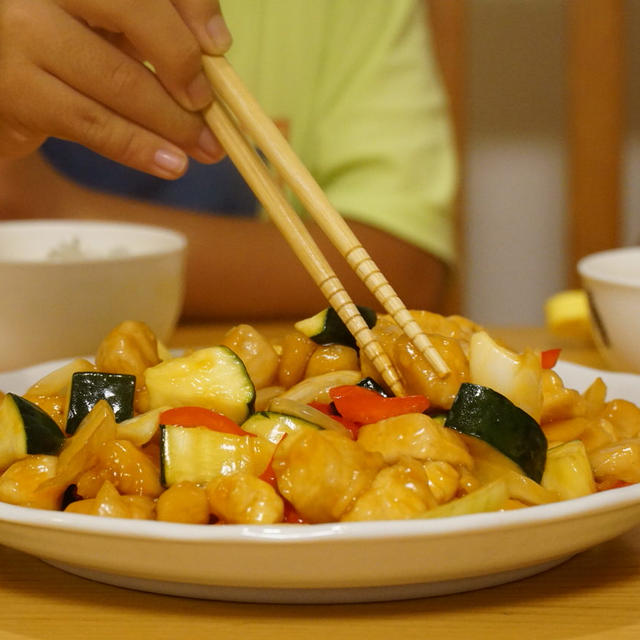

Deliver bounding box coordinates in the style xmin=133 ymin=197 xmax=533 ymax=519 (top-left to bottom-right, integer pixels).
xmin=203 ymin=98 xmax=407 ymax=396
xmin=202 ymin=55 xmax=450 ymax=379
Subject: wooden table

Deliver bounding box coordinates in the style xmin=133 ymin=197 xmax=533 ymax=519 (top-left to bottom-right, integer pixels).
xmin=1 ymin=323 xmax=639 ymax=640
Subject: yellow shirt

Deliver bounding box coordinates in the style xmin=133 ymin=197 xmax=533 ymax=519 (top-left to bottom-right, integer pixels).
xmin=222 ymin=0 xmax=457 ymax=263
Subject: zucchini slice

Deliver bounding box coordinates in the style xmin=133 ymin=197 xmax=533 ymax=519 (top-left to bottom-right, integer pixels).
xmin=65 ymin=371 xmax=136 ymax=435
xmin=294 ymin=305 xmax=377 ymax=349
xmin=357 ymin=376 xmax=392 ymax=397
xmin=145 ymin=346 xmax=255 ymax=424
xmin=159 ymin=424 xmax=272 ymax=486
xmin=0 ymin=393 xmax=64 ymax=469
xmin=445 ymin=383 xmax=547 ymax=482
xmin=241 ymin=411 xmax=323 ymax=444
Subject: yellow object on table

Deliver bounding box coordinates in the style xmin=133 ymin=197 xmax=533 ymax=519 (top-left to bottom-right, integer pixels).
xmin=544 ymin=289 xmax=593 ymax=341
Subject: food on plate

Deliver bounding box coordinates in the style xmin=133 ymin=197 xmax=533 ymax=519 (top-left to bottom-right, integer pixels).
xmin=0 ymin=308 xmax=638 ymax=525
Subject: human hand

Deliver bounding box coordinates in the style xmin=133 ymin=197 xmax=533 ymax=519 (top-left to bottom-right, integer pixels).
xmin=0 ymin=0 xmax=231 ymax=178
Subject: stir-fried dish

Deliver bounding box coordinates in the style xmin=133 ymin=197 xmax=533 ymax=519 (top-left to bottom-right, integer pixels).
xmin=0 ymin=308 xmax=638 ymax=525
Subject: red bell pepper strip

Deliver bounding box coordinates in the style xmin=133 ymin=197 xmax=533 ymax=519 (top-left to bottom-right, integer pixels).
xmin=159 ymin=407 xmax=249 ymax=436
xmin=283 ymin=500 xmax=308 ymax=524
xmin=610 ymin=480 xmax=632 ymax=490
xmin=541 ymin=348 xmax=562 ymax=369
xmin=328 ymin=385 xmax=430 ymax=424
xmin=259 ymin=460 xmax=277 ymax=487
xmin=597 ymin=478 xmax=632 ymax=492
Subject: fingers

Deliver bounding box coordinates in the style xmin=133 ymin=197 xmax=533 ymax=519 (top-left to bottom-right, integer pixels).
xmin=172 ymin=0 xmax=233 ymax=55
xmin=0 ymin=0 xmax=227 ymax=175
xmin=59 ymin=0 xmax=230 ymax=112
xmin=10 ymin=65 xmax=192 ymax=179
xmin=35 ymin=11 xmax=221 ymax=161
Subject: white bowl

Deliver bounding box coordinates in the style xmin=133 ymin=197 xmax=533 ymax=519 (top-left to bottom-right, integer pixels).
xmin=0 ymin=220 xmax=186 ymax=371
xmin=577 ymin=246 xmax=640 ymax=372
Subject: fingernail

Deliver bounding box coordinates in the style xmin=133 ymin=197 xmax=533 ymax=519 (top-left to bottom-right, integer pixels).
xmin=153 ymin=149 xmax=188 ymax=177
xmin=186 ymin=72 xmax=213 ymax=111
xmin=206 ymin=14 xmax=232 ymax=53
xmin=197 ymin=127 xmax=224 ymax=161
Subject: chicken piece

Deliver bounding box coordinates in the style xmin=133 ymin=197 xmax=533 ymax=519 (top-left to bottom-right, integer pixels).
xmin=357 ymin=413 xmax=473 ymax=469
xmin=0 ymin=455 xmax=61 ymax=510
xmin=576 ymin=418 xmax=617 ymax=452
xmin=273 ymin=429 xmax=383 ymax=523
xmin=121 ymin=495 xmax=156 ymax=520
xmin=65 ymin=489 xmax=155 ymax=520
xmin=446 ymin=314 xmax=485 ymax=341
xmin=457 ymin=467 xmax=482 ymax=495
xmin=207 ymin=472 xmax=283 ymax=524
xmin=600 ymin=399 xmax=640 ymax=440
xmin=375 ymin=311 xmax=479 ymax=343
xmin=95 ymin=320 xmax=161 ymax=376
xmin=342 ymin=456 xmax=437 ymax=521
xmin=542 ymin=414 xmax=616 ymax=453
xmin=542 ymin=416 xmax=592 ymax=445
xmin=156 ymin=481 xmax=210 ymax=524
xmin=422 ymin=460 xmax=460 ymax=504
xmin=394 ymin=334 xmax=470 ymax=410
xmin=75 ymin=439 xmax=163 ymax=499
xmin=65 ymin=480 xmax=133 ymax=518
xmin=408 ymin=310 xmax=480 ymax=342
xmin=41 ymin=400 xmax=118 ymax=495
xmin=581 ymin=377 xmax=608 ymax=417
xmin=360 ymin=313 xmax=476 ymax=402
xmin=540 ymin=369 xmax=585 ymax=424
xmin=589 ymin=439 xmax=640 ymax=484
xmin=222 ymin=324 xmax=279 ymax=389
xmin=95 ymin=320 xmax=161 ymax=413
xmin=359 ymin=316 xmax=403 ymax=385
xmin=277 ymin=331 xmax=317 ymax=388
xmin=304 ymin=344 xmax=359 ymax=378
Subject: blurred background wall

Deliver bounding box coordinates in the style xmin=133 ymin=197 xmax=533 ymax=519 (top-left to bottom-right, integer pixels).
xmin=460 ymin=0 xmax=638 ymax=326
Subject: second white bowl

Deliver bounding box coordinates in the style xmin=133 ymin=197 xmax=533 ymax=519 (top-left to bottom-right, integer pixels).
xmin=577 ymin=246 xmax=640 ymax=372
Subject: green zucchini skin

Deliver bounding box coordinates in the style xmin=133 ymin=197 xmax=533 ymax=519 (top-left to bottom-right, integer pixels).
xmin=0 ymin=393 xmax=64 ymax=469
xmin=294 ymin=305 xmax=377 ymax=349
xmin=445 ymin=383 xmax=547 ymax=482
xmin=357 ymin=377 xmax=392 ymax=397
xmin=241 ymin=411 xmax=322 ymax=443
xmin=65 ymin=371 xmax=136 ymax=435
xmin=11 ymin=394 xmax=65 ymax=454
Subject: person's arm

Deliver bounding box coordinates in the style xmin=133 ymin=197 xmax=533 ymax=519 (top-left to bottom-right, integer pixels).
xmin=308 ymin=0 xmax=458 ymax=273
xmin=0 ymin=0 xmax=230 ymax=175
xmin=0 ymin=152 xmax=446 ymax=321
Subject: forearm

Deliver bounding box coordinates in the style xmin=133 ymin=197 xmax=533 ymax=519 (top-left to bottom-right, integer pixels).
xmin=0 ymin=154 xmax=447 ymax=320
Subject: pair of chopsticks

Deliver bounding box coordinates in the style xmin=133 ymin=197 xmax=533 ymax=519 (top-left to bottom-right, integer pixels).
xmin=201 ymin=55 xmax=449 ymax=396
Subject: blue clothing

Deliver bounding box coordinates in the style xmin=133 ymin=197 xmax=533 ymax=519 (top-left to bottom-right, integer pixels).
xmin=41 ymin=138 xmax=258 ymax=216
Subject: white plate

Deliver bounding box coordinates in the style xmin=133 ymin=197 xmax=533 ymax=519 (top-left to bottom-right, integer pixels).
xmin=0 ymin=360 xmax=639 ymax=604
